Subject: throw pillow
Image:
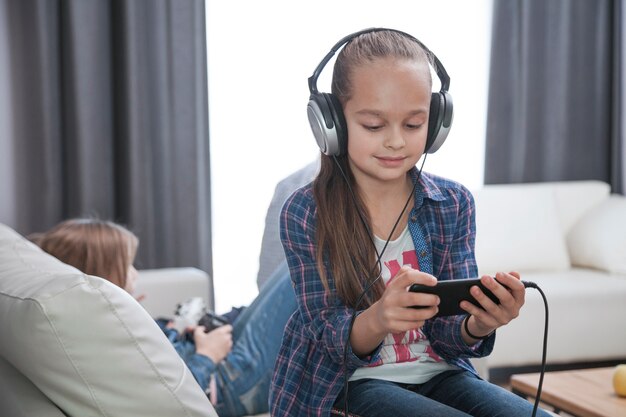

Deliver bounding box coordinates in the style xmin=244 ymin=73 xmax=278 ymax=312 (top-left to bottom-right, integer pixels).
xmin=566 ymin=195 xmax=626 ymax=274
xmin=473 ymin=184 xmax=571 ymax=274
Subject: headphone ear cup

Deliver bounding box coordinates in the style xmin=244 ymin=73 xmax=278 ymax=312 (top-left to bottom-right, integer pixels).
xmin=307 ymin=93 xmax=347 ymax=156
xmin=426 ymin=91 xmax=453 ymax=154
xmin=324 ymin=93 xmax=347 ymax=155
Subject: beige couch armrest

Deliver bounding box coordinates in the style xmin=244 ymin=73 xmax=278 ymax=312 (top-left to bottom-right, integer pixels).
xmin=136 ymin=267 xmax=212 ymax=318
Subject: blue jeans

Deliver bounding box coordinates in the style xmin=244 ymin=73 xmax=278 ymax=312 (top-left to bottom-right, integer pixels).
xmin=213 ymin=262 xmax=296 ymax=417
xmin=333 ymin=370 xmax=552 ymax=417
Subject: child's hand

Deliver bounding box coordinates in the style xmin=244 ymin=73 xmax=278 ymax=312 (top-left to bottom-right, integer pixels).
xmin=460 ymin=271 xmax=525 ymax=340
xmin=374 ymin=266 xmax=440 ymax=334
xmin=194 ymin=324 xmax=233 ymax=363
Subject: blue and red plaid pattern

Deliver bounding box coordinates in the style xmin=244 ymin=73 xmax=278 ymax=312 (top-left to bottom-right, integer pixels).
xmin=269 ymin=169 xmax=495 ymax=417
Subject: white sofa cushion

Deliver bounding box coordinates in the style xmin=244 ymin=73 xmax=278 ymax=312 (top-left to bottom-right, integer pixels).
xmin=487 ymin=268 xmax=626 ymax=367
xmin=473 ymin=184 xmax=570 ymax=274
xmin=567 ymin=195 xmax=626 ymax=274
xmin=0 ymin=223 xmax=217 ymax=417
xmin=136 ymin=267 xmax=211 ymax=319
xmin=551 ymin=180 xmax=611 ymax=233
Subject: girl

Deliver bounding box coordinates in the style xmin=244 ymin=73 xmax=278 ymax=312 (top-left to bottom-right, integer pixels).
xmin=270 ymin=29 xmax=551 ymax=416
xmin=33 ymin=218 xmax=296 ymax=417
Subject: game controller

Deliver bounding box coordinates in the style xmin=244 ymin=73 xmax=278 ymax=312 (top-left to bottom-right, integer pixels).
xmin=173 ymin=297 xmax=229 ymax=334
xmin=408 ymin=278 xmax=501 ymax=318
xmin=197 ymin=310 xmax=230 ymax=333
xmin=173 ymin=297 xmax=206 ymax=332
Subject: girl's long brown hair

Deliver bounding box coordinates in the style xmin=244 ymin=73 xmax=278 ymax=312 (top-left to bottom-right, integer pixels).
xmin=31 ymin=218 xmax=138 ymax=289
xmin=313 ymin=30 xmax=433 ymax=308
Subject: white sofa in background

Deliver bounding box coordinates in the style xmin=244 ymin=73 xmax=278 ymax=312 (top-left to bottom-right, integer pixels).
xmin=472 ymin=180 xmax=626 ymax=370
xmin=3 ymin=178 xmax=622 ymax=416
xmin=0 ymin=222 xmax=217 ymax=417
xmin=135 ymin=267 xmax=211 ymax=319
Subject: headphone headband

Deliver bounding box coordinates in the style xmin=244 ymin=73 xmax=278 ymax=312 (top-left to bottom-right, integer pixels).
xmin=308 ymin=27 xmax=450 ymax=95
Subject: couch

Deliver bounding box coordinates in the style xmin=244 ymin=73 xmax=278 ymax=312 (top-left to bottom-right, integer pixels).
xmin=3 ymin=179 xmax=622 ymax=416
xmin=472 ymin=180 xmax=626 ymax=370
xmin=0 ymin=222 xmax=217 ymax=416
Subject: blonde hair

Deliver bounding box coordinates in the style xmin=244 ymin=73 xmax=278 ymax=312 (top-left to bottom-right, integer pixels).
xmin=31 ymin=218 xmax=139 ymax=290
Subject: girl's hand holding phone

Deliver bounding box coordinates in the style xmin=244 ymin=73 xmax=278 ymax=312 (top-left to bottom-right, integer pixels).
xmin=372 ymin=266 xmax=440 ymax=334
xmin=460 ymin=271 xmax=525 ymax=338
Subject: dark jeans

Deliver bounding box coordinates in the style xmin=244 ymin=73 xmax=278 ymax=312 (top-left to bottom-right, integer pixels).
xmin=333 ymin=369 xmax=552 ymax=417
xmin=213 ymin=262 xmax=296 ymax=417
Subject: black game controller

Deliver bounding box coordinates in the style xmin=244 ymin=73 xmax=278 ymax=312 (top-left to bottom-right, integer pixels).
xmin=408 ymin=278 xmax=501 ymax=318
xmin=183 ymin=311 xmax=230 ymax=342
xmin=197 ymin=311 xmax=230 ymax=333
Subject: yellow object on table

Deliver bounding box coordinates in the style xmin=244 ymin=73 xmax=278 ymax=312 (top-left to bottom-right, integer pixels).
xmin=614 ymin=364 xmax=626 ymax=397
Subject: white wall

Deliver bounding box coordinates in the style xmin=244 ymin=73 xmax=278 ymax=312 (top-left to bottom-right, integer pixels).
xmin=206 ymin=0 xmax=493 ymax=312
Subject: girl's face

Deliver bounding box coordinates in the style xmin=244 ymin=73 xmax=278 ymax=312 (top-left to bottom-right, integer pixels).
xmin=124 ymin=265 xmax=138 ymax=295
xmin=343 ymin=57 xmax=432 ymax=189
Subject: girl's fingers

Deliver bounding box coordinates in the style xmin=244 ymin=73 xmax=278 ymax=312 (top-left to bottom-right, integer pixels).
xmin=461 ymin=272 xmax=526 ymax=329
xmin=390 ymin=267 xmax=437 ymax=288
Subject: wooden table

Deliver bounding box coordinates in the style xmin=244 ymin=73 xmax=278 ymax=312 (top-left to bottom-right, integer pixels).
xmin=510 ymin=367 xmax=626 ymax=417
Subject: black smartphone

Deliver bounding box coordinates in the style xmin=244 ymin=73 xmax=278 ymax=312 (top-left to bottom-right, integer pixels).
xmin=408 ymin=278 xmax=500 ymax=318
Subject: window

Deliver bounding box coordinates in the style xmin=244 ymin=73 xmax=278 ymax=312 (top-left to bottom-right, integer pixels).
xmin=206 ymin=0 xmax=493 ymax=312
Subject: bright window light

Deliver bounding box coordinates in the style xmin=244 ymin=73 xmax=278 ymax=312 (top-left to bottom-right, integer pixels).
xmin=206 ymin=0 xmax=493 ymax=312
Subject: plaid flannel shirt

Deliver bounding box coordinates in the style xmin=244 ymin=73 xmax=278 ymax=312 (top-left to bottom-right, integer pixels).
xmin=269 ymin=169 xmax=495 ymax=417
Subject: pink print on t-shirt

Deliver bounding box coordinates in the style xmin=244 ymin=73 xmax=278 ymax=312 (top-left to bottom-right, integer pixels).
xmin=368 ymin=248 xmax=444 ymax=367
xmin=384 ymin=250 xmax=420 ymax=283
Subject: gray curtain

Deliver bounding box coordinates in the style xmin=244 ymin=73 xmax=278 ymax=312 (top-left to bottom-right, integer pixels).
xmin=0 ymin=0 xmax=213 ymax=299
xmin=485 ymin=0 xmax=624 ymax=195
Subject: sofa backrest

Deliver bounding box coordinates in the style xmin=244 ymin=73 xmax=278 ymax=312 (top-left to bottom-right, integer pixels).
xmin=472 ymin=180 xmax=610 ymax=275
xmin=549 ymin=180 xmax=611 ymax=233
xmin=135 ymin=267 xmax=211 ymax=319
xmin=0 ymin=223 xmax=217 ymax=417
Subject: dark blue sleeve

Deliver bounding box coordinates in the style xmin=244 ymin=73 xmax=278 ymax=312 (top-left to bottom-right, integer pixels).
xmin=155 ymin=319 xmax=217 ymax=392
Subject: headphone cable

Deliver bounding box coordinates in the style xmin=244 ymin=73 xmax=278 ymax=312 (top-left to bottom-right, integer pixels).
xmin=332 ymin=155 xmax=426 ymax=416
xmin=333 ymin=156 xmax=549 ymax=417
xmin=521 ymin=281 xmax=549 ymax=417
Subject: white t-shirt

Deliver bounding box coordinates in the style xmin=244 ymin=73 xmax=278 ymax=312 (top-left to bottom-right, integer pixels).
xmin=350 ymin=226 xmax=457 ymax=384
